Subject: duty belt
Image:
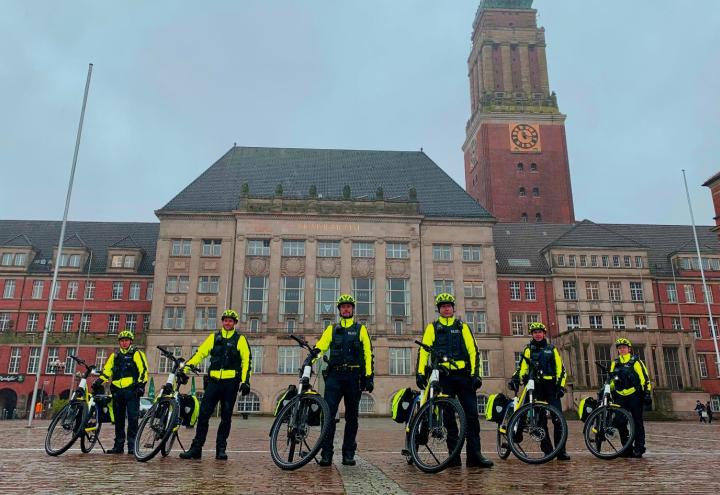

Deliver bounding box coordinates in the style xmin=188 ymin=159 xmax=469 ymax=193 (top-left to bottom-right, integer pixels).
xmin=329 ymin=364 xmax=361 ymax=372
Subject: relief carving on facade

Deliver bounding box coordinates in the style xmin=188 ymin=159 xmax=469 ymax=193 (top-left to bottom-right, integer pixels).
xmin=245 ymin=256 xmax=270 ymax=276
xmin=463 ymin=264 xmax=483 ymax=278
xmin=168 ymin=260 xmax=188 ymax=273
xmin=386 ymin=259 xmax=409 ymax=278
xmin=351 ymin=258 xmax=375 ymax=278
xmin=433 ymin=263 xmax=453 ymax=278
xmin=202 ymin=260 xmax=218 ymax=271
xmin=317 ymin=257 xmax=340 ymax=277
xmin=281 ymin=257 xmax=306 ymax=276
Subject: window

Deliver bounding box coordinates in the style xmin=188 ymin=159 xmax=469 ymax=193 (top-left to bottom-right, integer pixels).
xmin=3 ymin=280 xmax=16 ymax=299
xmin=61 ymin=314 xmax=74 ymax=333
xmin=386 ymin=242 xmax=409 ymax=259
xmin=671 ymin=317 xmax=682 ymax=330
xmin=249 ymin=318 xmax=260 ymax=333
xmin=556 ymin=255 xmax=565 ymax=267
xmin=516 ymin=162 xmax=524 ymax=172
xmin=31 ymin=280 xmax=44 ymax=299
xmin=158 ymin=346 xmax=182 ymax=373
xmin=612 ymin=256 xmax=620 ymax=268
xmin=666 ymin=284 xmax=677 ymax=303
xmin=162 ymin=307 xmax=185 ymax=330
xmin=580 ymin=255 xmax=587 ymax=267
xmin=612 ymin=315 xmax=626 ymax=330
xmin=315 ymin=277 xmax=339 ymax=319
xmin=282 ymin=240 xmax=305 ymax=256
xmin=47 ymin=313 xmax=56 ymax=332
xmin=243 ymin=276 xmax=268 ymax=321
xmin=514 ymin=352 xmax=523 ymax=367
xmin=566 ymin=314 xmax=580 ymax=330
xmin=171 ymin=239 xmax=192 ymax=257
xmin=566 ymin=255 xmax=576 ymax=267
xmin=524 ymin=281 xmax=536 ymax=301
xmin=352 ymin=278 xmax=375 ymax=321
xmin=591 ymin=255 xmax=598 ymax=267
xmin=389 ymin=348 xmax=412 ymax=375
xmin=359 ymin=393 xmax=375 ymax=414
xmin=518 ymin=187 xmax=526 ymax=197
xmin=278 ymin=346 xmax=300 ymax=374
xmin=247 ymin=239 xmax=270 ymax=256
xmin=58 ymin=253 xmax=81 ymax=268
xmin=1 ymin=253 xmax=13 ymax=266
xmin=635 ymin=256 xmax=643 ymax=268
xmin=433 ymin=280 xmax=454 ymax=296
xmin=27 ymin=347 xmax=41 ymax=374
xmin=386 ymin=279 xmax=409 ymax=321
xmin=609 ymin=281 xmax=622 ymax=302
xmin=595 ymin=344 xmax=611 ymax=384
xmin=201 ymin=239 xmax=222 ymax=257
xmin=123 ymin=255 xmax=135 ymax=269
xmin=713 ymin=396 xmax=720 ymax=413
xmin=198 ymin=276 xmax=220 ymax=294
xmin=703 ymin=286 xmax=714 ymax=304
xmin=108 ymin=314 xmax=120 ymax=333
xmin=530 ymin=162 xmax=537 ymax=172
xmin=630 ymin=282 xmax=644 ymax=302
xmin=690 ymin=317 xmax=702 ymax=338
xmin=80 ymin=314 xmax=91 ymax=332
xmin=477 ymin=350 xmax=489 ymax=377
xmin=585 ymin=281 xmax=600 ymax=301
xmin=64 ymin=347 xmax=77 ymax=375
xmin=698 ymin=355 xmax=708 ymax=379
xmin=509 ymin=281 xmax=521 ymax=301
xmin=511 ymin=314 xmax=525 ymax=335
xmin=280 ymin=277 xmax=304 ymax=320
xmin=589 ymin=314 xmax=603 ymax=329
xmin=143 ymin=314 xmax=150 ymax=330
xmin=684 ymin=285 xmax=696 ymax=303
xmin=462 ymin=245 xmax=482 ymax=262
xmin=85 ymin=281 xmax=95 ymax=300
xmin=51 ymin=281 xmax=61 ymax=299
xmin=146 ymin=282 xmax=154 ymax=301
xmin=476 ymin=394 xmax=488 ymax=415
xmin=634 ymin=315 xmax=648 ymax=330
xmin=624 ymin=256 xmax=632 ymax=268
xmin=521 ymin=213 xmax=528 ymax=222
xmin=0 ymin=313 xmax=11 ymax=331
xmin=125 ymin=314 xmax=137 ymax=331
xmin=563 ymin=281 xmax=577 ymax=300
xmin=532 ymin=187 xmax=539 ymax=197
xmin=464 ymin=282 xmax=485 ymax=299
xmin=66 ymin=281 xmax=78 ymax=300
xmin=111 ymin=255 xmax=123 ymax=268
xmin=432 ymin=244 xmax=452 ymax=261
xmin=317 ymin=241 xmax=340 ymax=257
xmin=663 ymin=347 xmax=683 ymax=390
xmin=466 ymin=311 xmax=486 ymax=334
xmin=27 ymin=313 xmax=39 ymax=332
xmin=189 ymin=345 xmax=210 ymax=373
xmin=166 ymin=275 xmax=190 ymax=294
xmin=8 ymin=347 xmax=21 ymax=374
xmin=128 ymin=282 xmax=141 ymax=300
xmin=45 ymin=347 xmax=60 ymax=374
xmin=602 ymin=255 xmax=609 ymax=267
xmin=237 ymin=392 xmax=261 ymax=413
xmin=286 ymin=319 xmax=296 ymax=334
xmin=250 ymin=346 xmax=264 ymax=373
xmin=352 ymin=242 xmax=374 ymax=258
xmin=111 ymin=282 xmax=123 ymax=300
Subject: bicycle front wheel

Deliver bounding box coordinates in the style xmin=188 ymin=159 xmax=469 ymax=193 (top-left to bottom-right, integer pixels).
xmin=583 ymin=405 xmax=635 ymax=459
xmin=45 ymin=401 xmax=88 ymax=456
xmin=496 ymin=424 xmax=511 ymax=460
xmin=507 ymin=402 xmax=567 ymax=464
xmin=408 ymin=397 xmax=467 ymax=473
xmin=80 ymin=404 xmax=101 ymax=453
xmin=161 ymin=431 xmax=177 ymax=457
xmin=134 ymin=399 xmax=178 ymax=462
xmin=269 ymin=394 xmax=331 ymax=470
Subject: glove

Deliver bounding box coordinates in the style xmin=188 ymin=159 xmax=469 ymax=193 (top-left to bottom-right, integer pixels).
xmin=557 ymin=387 xmax=566 ymax=398
xmin=363 ymin=376 xmax=374 ymax=393
xmin=135 ymin=384 xmax=145 ymax=398
xmin=416 ymin=373 xmax=427 ymax=391
xmin=91 ymin=380 xmax=105 ymax=395
xmin=508 ymin=378 xmax=520 ymax=393
xmin=240 ymin=382 xmax=251 ymax=396
xmin=643 ymin=392 xmax=652 ymax=407
xmin=471 ymin=375 xmax=483 ymax=391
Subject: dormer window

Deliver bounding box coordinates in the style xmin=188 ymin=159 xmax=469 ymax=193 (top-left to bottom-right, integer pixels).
xmin=111 ymin=254 xmax=135 ymax=268
xmin=59 ymin=254 xmax=82 ymax=268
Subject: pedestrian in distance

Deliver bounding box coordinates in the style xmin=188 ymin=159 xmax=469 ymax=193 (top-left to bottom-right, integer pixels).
xmin=695 ymin=400 xmax=707 ymax=423
xmin=706 ymin=401 xmax=713 ymax=424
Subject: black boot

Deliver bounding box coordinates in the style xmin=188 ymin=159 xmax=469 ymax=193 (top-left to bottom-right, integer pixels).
xmin=106 ymin=445 xmax=123 ymax=454
xmin=447 ymin=455 xmax=462 ymax=467
xmin=127 ymin=444 xmax=135 ymax=456
xmin=318 ymin=451 xmax=333 ymax=467
xmin=466 ymin=455 xmax=494 ymax=468
xmin=556 ymin=451 xmax=571 ymax=461
xmin=216 ymin=445 xmax=228 ymax=460
xmin=180 ymin=442 xmax=202 ymax=459
xmin=341 ymin=454 xmax=356 ymax=466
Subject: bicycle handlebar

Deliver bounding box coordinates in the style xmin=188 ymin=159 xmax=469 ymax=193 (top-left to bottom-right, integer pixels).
xmin=414 ymin=340 xmax=459 ymax=369
xmin=68 ymin=354 xmax=95 ymax=371
xmin=156 ymin=346 xmax=200 ymax=374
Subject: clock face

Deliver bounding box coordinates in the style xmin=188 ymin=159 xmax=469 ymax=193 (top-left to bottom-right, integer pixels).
xmin=510 ymin=124 xmax=539 ymax=149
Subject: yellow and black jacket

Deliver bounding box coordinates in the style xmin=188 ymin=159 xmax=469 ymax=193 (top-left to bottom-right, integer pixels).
xmin=100 ymin=346 xmax=148 ymax=389
xmin=513 ymin=339 xmax=567 ymax=387
xmin=187 ymin=328 xmax=252 ymax=382
xmin=314 ymin=318 xmax=374 ymax=377
xmin=417 ymin=317 xmax=479 ymax=377
xmin=609 ymin=353 xmax=652 ymax=396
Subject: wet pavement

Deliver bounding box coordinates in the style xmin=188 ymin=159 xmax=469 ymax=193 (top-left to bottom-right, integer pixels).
xmin=1 ymin=417 xmax=718 ymax=494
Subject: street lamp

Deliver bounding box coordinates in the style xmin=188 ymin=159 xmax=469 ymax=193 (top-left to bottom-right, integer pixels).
xmin=49 ymin=360 xmax=65 ymax=406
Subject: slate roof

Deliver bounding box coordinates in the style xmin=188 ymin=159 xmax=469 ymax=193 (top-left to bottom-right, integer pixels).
xmin=0 ymin=220 xmax=159 ymax=275
xmin=158 ymin=146 xmax=494 ymax=219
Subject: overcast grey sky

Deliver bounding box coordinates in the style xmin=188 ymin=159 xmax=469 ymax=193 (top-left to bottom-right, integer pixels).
xmin=1 ymin=0 xmax=719 ymax=226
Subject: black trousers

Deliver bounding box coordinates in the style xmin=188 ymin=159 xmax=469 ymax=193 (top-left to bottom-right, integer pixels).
xmin=438 ymin=373 xmax=482 ymax=462
xmin=192 ymin=378 xmax=240 ymax=450
xmin=111 ymin=386 xmax=139 ymax=450
xmin=322 ymin=370 xmax=362 ymax=458
xmin=534 ymin=381 xmax=566 ymax=455
xmin=615 ymin=393 xmax=645 ymax=452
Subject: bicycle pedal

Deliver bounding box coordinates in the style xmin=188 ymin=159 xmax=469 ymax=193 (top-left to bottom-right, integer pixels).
xmin=401 ymin=449 xmax=410 ymax=456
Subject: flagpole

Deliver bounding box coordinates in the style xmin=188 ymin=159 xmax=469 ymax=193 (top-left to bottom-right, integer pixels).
xmin=27 ymin=63 xmax=93 ymax=427
xmin=682 ymin=169 xmax=720 ymax=383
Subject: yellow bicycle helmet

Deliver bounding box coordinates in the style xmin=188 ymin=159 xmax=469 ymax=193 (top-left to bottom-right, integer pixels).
xmin=435 ymin=293 xmax=455 ymax=308
xmin=337 ymin=294 xmax=355 ymax=309
xmin=118 ymin=329 xmax=134 ymax=340
xmin=615 ymin=337 xmax=632 ymax=348
xmin=528 ymin=321 xmax=547 ymax=334
xmin=221 ymin=309 xmax=239 ymax=322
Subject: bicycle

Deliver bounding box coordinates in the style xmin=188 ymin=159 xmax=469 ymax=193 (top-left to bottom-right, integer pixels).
xmin=45 ymin=355 xmax=109 ymax=456
xmin=501 ymin=355 xmax=568 ymax=464
xmin=134 ymin=346 xmax=199 ymax=462
xmin=269 ymin=334 xmax=331 ymax=470
xmin=405 ymin=340 xmax=467 ymax=474
xmin=582 ymin=361 xmax=635 ymax=459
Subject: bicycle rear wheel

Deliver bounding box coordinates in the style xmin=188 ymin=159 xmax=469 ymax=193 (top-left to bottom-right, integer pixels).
xmin=583 ymin=405 xmax=635 ymax=459
xmin=408 ymin=397 xmax=466 ymax=473
xmin=134 ymin=399 xmax=178 ymax=462
xmin=45 ymin=401 xmax=87 ymax=456
xmin=507 ymin=402 xmax=567 ymax=464
xmin=269 ymin=394 xmax=330 ymax=470
xmin=80 ymin=404 xmax=101 ymax=453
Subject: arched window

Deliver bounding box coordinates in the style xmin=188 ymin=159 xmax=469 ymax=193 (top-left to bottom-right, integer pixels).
xmin=476 ymin=394 xmax=488 ymax=415
xmin=521 ymin=213 xmax=528 ymax=223
xmin=516 ymin=162 xmax=524 ymax=172
xmin=535 ymin=213 xmax=542 ymax=223
xmin=530 ymin=163 xmax=537 ymax=172
xmin=532 ymin=187 xmax=540 ymax=197
xmin=359 ymin=393 xmax=375 ymax=414
xmin=237 ymin=391 xmax=261 ymax=413
xmin=518 ymin=187 xmax=526 ymax=197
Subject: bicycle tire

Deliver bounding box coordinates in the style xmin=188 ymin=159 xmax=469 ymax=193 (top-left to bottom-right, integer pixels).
xmin=134 ymin=399 xmax=178 ymax=462
xmin=583 ymin=405 xmax=635 ymax=459
xmin=269 ymin=394 xmax=331 ymax=470
xmin=507 ymin=402 xmax=567 ymax=465
xmin=408 ymin=397 xmax=467 ymax=473
xmin=496 ymin=426 xmax=511 ymax=460
xmin=80 ymin=403 xmax=101 ymax=453
xmin=161 ymin=431 xmax=177 ymax=457
xmin=45 ymin=401 xmax=88 ymax=456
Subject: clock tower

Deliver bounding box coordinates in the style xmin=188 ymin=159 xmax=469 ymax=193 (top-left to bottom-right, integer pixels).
xmin=463 ymin=0 xmax=575 ymax=224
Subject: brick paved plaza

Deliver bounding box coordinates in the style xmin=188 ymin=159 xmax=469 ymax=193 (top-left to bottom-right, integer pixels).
xmin=0 ymin=417 xmax=718 ymax=494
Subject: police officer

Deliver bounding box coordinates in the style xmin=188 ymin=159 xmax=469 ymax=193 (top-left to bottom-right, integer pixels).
xmin=312 ymin=294 xmax=374 ymax=467
xmin=416 ymin=293 xmax=493 ymax=468
xmin=180 ymin=309 xmax=252 ymax=460
xmin=509 ymin=321 xmax=570 ymax=461
xmin=94 ymin=329 xmax=148 ymax=455
xmin=610 ymin=337 xmax=652 ymax=458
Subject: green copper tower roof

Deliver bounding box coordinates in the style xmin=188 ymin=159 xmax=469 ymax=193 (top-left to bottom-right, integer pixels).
xmin=479 ymin=0 xmax=533 ymax=9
